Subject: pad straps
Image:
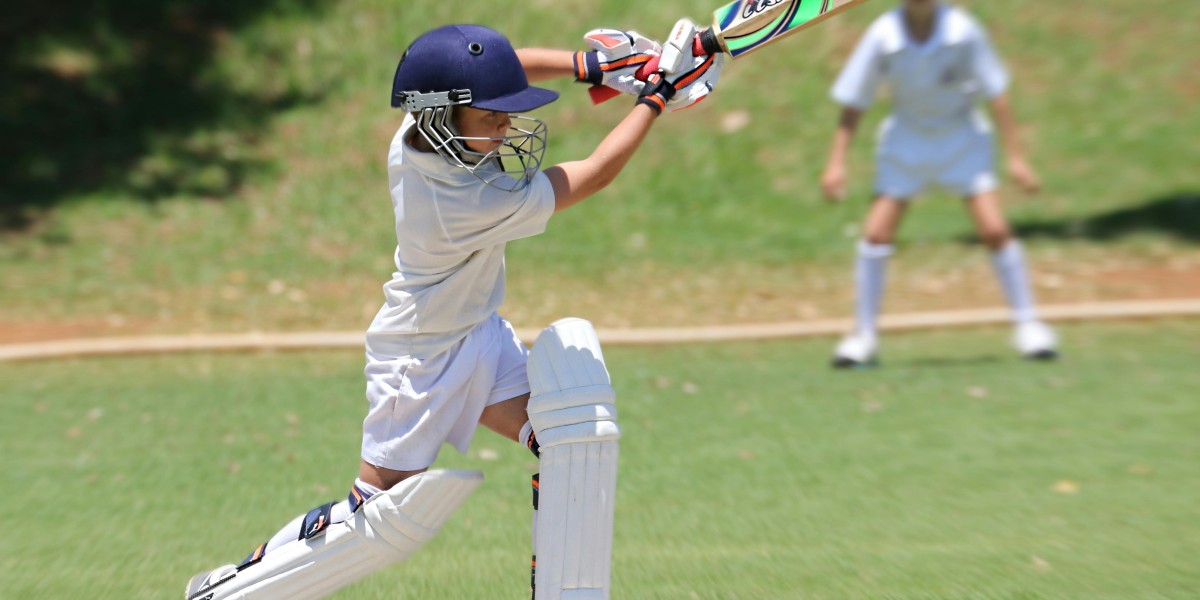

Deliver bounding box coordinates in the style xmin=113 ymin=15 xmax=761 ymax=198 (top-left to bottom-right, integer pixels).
xmin=346 ymin=482 xmax=374 ymax=514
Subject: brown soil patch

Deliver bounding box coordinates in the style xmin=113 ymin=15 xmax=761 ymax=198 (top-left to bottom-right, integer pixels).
xmin=0 ymin=317 xmax=156 ymax=345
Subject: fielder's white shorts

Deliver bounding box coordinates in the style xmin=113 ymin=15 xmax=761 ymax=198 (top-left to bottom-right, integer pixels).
xmin=360 ymin=313 xmax=531 ymax=471
xmin=874 ymin=115 xmax=997 ymax=199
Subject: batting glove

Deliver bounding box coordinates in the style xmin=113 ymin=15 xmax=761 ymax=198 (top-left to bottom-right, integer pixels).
xmin=636 ymin=19 xmax=724 ymax=115
xmin=574 ymin=29 xmax=662 ymax=98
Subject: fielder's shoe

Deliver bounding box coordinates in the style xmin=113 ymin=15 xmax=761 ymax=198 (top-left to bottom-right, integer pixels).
xmin=832 ymin=331 xmax=879 ymax=368
xmin=1013 ymin=320 xmax=1058 ymax=360
xmin=185 ymin=564 xmax=236 ymax=600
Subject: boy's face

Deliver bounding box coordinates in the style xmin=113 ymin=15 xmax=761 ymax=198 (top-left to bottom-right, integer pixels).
xmin=902 ymin=0 xmax=937 ymax=19
xmin=454 ymin=106 xmax=513 ymax=153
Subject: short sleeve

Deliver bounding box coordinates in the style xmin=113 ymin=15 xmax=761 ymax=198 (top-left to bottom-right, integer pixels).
xmin=831 ymin=28 xmax=884 ymax=109
xmin=968 ymin=22 xmax=1009 ymax=98
xmin=451 ymin=171 xmax=556 ymax=249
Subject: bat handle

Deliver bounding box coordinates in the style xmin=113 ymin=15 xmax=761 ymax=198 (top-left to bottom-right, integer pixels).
xmin=695 ymin=28 xmax=724 ymax=56
xmin=664 ymin=27 xmax=726 ymax=74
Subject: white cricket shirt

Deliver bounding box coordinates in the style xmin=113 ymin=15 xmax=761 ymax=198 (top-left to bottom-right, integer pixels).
xmin=365 ymin=115 xmax=556 ymax=358
xmin=831 ymin=3 xmax=1008 ymax=132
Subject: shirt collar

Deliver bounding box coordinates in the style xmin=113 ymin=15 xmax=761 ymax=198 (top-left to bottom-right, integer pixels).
xmin=393 ymin=114 xmax=477 ymax=183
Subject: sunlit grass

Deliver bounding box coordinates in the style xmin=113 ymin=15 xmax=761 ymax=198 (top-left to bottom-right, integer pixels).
xmin=3 ymin=320 xmax=1198 ymax=598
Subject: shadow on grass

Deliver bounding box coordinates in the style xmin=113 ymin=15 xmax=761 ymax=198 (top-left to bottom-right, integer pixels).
xmin=957 ymin=192 xmax=1200 ymax=245
xmin=0 ymin=0 xmax=330 ymax=230
xmin=893 ymin=355 xmax=1006 ymax=369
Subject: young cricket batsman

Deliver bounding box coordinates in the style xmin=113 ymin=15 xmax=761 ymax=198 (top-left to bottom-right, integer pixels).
xmin=184 ymin=22 xmax=722 ymax=599
xmin=821 ymin=0 xmax=1058 ymax=367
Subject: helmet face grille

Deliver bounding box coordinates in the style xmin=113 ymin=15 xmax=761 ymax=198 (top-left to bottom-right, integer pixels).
xmin=413 ymin=107 xmax=548 ymax=192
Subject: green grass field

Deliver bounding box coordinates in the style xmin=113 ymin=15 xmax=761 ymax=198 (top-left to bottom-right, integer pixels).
xmin=4 ymin=320 xmax=1198 ymax=599
xmin=4 ymin=2 xmax=1198 ymax=598
xmin=3 ymin=0 xmax=1198 ymax=338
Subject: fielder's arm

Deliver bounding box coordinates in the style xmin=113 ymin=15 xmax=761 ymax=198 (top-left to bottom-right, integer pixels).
xmin=988 ymin=93 xmax=1041 ymax=193
xmin=821 ymin=106 xmax=863 ymax=201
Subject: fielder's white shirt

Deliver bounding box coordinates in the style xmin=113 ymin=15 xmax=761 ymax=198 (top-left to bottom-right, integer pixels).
xmin=366 ymin=115 xmax=556 ymax=358
xmin=831 ymin=3 xmax=1008 ymax=132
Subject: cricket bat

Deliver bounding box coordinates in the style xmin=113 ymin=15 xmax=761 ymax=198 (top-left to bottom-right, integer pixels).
xmin=662 ymin=0 xmax=872 ymax=71
xmin=589 ymin=0 xmax=870 ymax=103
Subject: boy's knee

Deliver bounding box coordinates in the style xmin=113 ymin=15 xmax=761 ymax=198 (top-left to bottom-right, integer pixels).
xmin=863 ymin=231 xmax=896 ymax=245
xmin=979 ymin=227 xmax=1011 ymax=250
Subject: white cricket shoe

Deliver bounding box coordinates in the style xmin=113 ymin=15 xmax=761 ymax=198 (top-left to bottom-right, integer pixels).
xmin=1013 ymin=320 xmax=1058 ymax=360
xmin=185 ymin=564 xmax=236 ymax=600
xmin=832 ymin=331 xmax=879 ymax=368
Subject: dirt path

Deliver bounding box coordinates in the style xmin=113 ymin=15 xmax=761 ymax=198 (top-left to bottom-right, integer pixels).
xmin=3 ymin=299 xmax=1199 ymax=363
xmin=3 ymin=264 xmax=1199 ymax=346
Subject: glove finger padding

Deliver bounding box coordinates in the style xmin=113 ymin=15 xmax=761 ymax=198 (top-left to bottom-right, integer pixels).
xmin=636 ymin=50 xmax=723 ymax=114
xmin=667 ymin=51 xmax=723 ymax=112
xmin=576 ymin=29 xmax=663 ymax=97
xmin=636 ymin=18 xmax=724 ymax=114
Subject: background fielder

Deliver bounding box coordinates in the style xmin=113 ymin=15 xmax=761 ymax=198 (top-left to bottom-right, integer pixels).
xmin=821 ymin=0 xmax=1058 ymax=367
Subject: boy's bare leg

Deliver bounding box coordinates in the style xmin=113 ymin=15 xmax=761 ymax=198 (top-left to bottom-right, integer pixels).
xmin=863 ymin=195 xmax=908 ymax=245
xmin=967 ymin=190 xmax=1031 ymax=320
xmin=358 ymin=461 xmax=427 ymax=491
xmin=479 ymin=393 xmax=532 ymax=442
xmin=965 ymin=190 xmax=1012 ymax=251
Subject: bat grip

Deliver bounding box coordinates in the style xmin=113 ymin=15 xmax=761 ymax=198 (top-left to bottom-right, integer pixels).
xmin=696 ymin=28 xmax=724 ymax=56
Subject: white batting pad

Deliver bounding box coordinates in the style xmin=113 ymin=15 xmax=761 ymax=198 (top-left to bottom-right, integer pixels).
xmin=194 ymin=470 xmax=482 ymax=600
xmin=527 ymin=318 xmax=620 ymax=600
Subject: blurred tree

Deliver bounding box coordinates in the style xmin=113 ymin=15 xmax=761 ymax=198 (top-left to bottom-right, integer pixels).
xmin=0 ymin=0 xmax=327 ymax=229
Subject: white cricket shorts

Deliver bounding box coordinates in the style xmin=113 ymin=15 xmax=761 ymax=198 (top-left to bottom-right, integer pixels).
xmin=360 ymin=313 xmax=531 ymax=471
xmin=874 ymin=115 xmax=997 ymax=199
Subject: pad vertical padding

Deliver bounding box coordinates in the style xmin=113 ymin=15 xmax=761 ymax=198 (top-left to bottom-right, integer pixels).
xmin=200 ymin=470 xmax=483 ymax=600
xmin=527 ymin=318 xmax=621 ymax=448
xmin=527 ymin=318 xmax=619 ymax=600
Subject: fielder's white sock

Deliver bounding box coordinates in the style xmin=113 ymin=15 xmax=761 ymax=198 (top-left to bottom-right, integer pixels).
xmin=855 ymin=240 xmax=893 ymax=337
xmin=261 ymin=478 xmax=382 ymax=555
xmin=990 ymin=239 xmax=1038 ymax=324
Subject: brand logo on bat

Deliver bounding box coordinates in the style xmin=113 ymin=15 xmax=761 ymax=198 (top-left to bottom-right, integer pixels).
xmin=741 ymin=0 xmax=787 ymax=19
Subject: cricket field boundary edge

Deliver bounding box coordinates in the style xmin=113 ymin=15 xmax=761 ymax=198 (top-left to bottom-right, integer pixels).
xmin=2 ymin=298 xmax=1199 ymax=363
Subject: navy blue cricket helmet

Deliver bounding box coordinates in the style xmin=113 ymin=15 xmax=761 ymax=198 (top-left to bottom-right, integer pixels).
xmin=391 ymin=24 xmax=558 ymax=113
xmin=390 ymin=25 xmax=556 ymax=191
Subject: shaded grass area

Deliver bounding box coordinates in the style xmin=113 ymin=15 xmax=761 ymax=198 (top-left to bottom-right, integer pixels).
xmin=2 ymin=320 xmax=1198 ymax=598
xmin=1012 ymin=191 xmax=1200 ymax=244
xmin=0 ymin=0 xmax=331 ymax=227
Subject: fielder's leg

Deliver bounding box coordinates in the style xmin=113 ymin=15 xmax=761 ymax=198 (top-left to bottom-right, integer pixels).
xmin=527 ymin=318 xmax=620 ymax=600
xmin=968 ymin=191 xmax=1058 ymax=359
xmin=185 ymin=469 xmax=482 ymax=600
xmin=834 ymin=197 xmax=906 ymax=368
